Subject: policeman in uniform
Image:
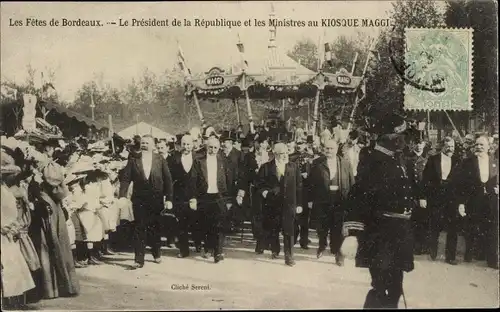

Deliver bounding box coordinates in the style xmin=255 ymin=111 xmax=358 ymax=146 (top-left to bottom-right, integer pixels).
xmin=342 ymin=112 xmax=416 ymax=309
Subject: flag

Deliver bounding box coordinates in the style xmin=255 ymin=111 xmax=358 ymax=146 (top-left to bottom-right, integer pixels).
xmin=177 ymin=43 xmax=191 ymax=77
xmin=236 ymin=36 xmax=248 ymax=71
xmin=324 ymin=43 xmax=333 ymax=67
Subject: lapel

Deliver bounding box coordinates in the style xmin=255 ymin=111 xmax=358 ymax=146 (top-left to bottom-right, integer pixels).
xmin=135 ymin=153 xmax=147 ymax=181
xmin=435 ymin=154 xmax=442 ymax=180
xmin=269 ymin=159 xmax=279 ymax=181
xmin=319 ymin=157 xmax=330 ymax=181
xmin=473 ymin=156 xmax=482 ymax=182
xmin=200 ymin=157 xmax=208 ymax=184
xmin=489 ymin=156 xmax=496 ymax=180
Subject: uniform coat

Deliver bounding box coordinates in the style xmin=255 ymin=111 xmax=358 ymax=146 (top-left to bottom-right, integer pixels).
xmin=255 ymin=160 xmax=303 ymax=236
xmin=344 ymin=148 xmax=417 ymax=272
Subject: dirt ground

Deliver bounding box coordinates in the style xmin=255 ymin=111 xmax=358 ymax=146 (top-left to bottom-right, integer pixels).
xmin=24 ymin=231 xmax=500 ymax=310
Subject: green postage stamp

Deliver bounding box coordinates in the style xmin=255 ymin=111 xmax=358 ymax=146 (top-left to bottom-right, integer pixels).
xmin=404 ymin=28 xmax=473 ymax=111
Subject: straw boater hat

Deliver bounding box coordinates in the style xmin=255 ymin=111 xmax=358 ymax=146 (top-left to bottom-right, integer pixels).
xmin=42 ymin=162 xmax=65 ymax=187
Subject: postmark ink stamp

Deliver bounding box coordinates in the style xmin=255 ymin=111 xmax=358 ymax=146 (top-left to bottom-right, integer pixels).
xmin=403 ymin=28 xmax=473 ymax=111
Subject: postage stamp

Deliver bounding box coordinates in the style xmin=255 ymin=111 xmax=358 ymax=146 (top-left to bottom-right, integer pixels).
xmin=403 ymin=28 xmax=473 ymax=111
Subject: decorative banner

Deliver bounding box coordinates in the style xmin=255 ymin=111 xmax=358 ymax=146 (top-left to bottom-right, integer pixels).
xmin=22 ymin=94 xmax=37 ymax=131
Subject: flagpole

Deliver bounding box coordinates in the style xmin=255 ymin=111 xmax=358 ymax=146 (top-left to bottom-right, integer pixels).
xmin=108 ymin=114 xmax=115 ymax=154
xmin=347 ymin=37 xmax=377 ymax=130
xmin=234 ymin=98 xmax=241 ymax=125
xmin=311 ymin=89 xmax=321 ymax=136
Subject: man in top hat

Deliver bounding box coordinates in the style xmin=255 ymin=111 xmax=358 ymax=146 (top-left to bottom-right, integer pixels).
xmin=255 ymin=142 xmax=303 ymax=266
xmin=455 ymin=134 xmax=499 ymax=269
xmin=119 ymin=134 xmax=174 ymax=269
xmin=342 ymin=112 xmax=418 ymax=308
xmin=220 ymin=130 xmax=243 ymax=233
xmin=289 ymin=134 xmax=313 ymax=249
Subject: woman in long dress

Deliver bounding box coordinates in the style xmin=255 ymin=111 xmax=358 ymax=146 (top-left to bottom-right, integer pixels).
xmin=1 ymin=149 xmax=36 ymax=308
xmin=28 ymin=162 xmax=80 ymax=300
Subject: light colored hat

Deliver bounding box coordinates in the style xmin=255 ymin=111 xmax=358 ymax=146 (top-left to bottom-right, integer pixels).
xmin=43 ymin=162 xmax=64 ymax=186
xmin=64 ymin=173 xmax=86 ymax=186
xmin=69 ymin=159 xmax=96 ymax=175
xmin=1 ymin=148 xmax=21 ymax=176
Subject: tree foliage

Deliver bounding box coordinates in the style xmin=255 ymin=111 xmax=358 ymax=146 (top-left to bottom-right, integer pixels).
xmin=445 ymin=0 xmax=498 ymax=131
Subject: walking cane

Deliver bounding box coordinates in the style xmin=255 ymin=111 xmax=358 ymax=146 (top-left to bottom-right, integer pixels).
xmin=401 ymin=275 xmax=408 ymax=309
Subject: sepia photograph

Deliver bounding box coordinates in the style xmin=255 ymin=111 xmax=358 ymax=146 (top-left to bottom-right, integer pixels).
xmin=1 ymin=0 xmax=498 ymax=310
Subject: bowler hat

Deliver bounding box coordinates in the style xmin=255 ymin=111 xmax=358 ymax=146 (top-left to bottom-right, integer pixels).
xmin=374 ymin=112 xmax=407 ymax=135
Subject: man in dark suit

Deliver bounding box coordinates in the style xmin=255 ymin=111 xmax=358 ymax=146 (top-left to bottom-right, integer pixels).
xmin=237 ymin=132 xmax=272 ymax=254
xmin=309 ymin=139 xmax=355 ymax=265
xmin=456 ymin=134 xmax=499 ymax=269
xmin=289 ymin=136 xmax=313 ymax=249
xmin=220 ymin=130 xmax=243 ymax=233
xmin=169 ymin=134 xmax=199 ymax=258
xmin=420 ymin=137 xmax=461 ymax=264
xmin=119 ymin=134 xmax=174 ymax=269
xmin=196 ymin=137 xmax=233 ymax=263
xmin=405 ymin=137 xmax=430 ymax=254
xmin=342 ymin=112 xmax=418 ymax=308
xmin=256 ymin=142 xmax=303 ymax=266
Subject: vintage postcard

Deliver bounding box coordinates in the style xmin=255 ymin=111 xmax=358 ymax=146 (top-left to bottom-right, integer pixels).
xmin=1 ymin=1 xmax=498 ymax=310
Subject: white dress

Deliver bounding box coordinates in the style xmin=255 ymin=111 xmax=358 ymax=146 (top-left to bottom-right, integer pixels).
xmin=1 ymin=185 xmax=35 ymax=297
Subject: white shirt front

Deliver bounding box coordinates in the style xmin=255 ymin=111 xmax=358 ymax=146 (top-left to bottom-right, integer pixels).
xmin=142 ymin=152 xmax=153 ymax=180
xmin=206 ymin=155 xmax=219 ymax=193
xmin=346 ymin=147 xmax=359 ymax=177
xmin=327 ymin=157 xmax=337 ymax=181
xmin=441 ymin=153 xmax=452 ymax=180
xmin=181 ymin=153 xmax=193 ymax=173
xmin=478 ymin=155 xmax=489 ymax=183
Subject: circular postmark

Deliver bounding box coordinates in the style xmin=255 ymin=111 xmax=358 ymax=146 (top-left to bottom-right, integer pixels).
xmin=388 ymin=24 xmax=446 ymax=93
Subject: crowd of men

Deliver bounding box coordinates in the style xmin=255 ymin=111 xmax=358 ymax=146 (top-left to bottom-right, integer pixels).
xmin=2 ymin=111 xmax=498 ymax=309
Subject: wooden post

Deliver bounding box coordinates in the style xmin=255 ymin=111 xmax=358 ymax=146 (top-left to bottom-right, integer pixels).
xmin=311 ymin=89 xmax=321 ymax=136
xmin=445 ymin=110 xmax=464 ymax=143
xmin=108 ymin=115 xmax=115 ymax=154
xmin=135 ymin=114 xmax=139 ymax=135
xmin=233 ymin=98 xmax=241 ymax=125
xmin=244 ymin=90 xmax=254 ymax=134
xmin=192 ymin=92 xmax=205 ymax=127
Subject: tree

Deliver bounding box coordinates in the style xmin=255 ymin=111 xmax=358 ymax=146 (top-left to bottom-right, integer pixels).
xmin=287 ymin=38 xmax=319 ymax=71
xmin=362 ymin=0 xmax=445 ymax=124
xmin=445 ymin=0 xmax=498 ymax=131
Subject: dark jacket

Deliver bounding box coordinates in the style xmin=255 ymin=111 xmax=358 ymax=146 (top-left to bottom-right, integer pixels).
xmin=343 ymin=147 xmax=417 ymax=272
xmin=168 ymin=151 xmax=199 ymax=204
xmin=119 ymin=152 xmax=173 ymax=203
xmin=309 ymin=155 xmax=354 ymax=209
xmin=456 ymin=155 xmax=498 ymax=217
xmin=255 ymin=159 xmax=302 ymax=235
xmin=420 ymin=153 xmax=461 ymax=208
xmin=221 ymin=148 xmax=242 ymax=196
xmin=196 ymin=154 xmax=232 ymax=200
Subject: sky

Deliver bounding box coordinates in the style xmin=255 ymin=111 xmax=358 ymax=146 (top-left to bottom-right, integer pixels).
xmin=1 ymin=1 xmax=395 ymax=102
